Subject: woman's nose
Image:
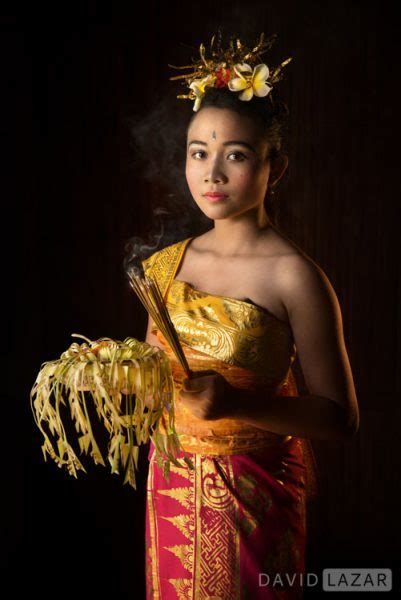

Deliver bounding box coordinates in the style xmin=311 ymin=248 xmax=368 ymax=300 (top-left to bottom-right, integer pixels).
xmin=204 ymin=162 xmax=228 ymax=183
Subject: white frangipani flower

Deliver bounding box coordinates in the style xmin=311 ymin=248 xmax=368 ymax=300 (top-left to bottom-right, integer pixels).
xmin=189 ymin=74 xmax=216 ymax=111
xmin=228 ymin=63 xmax=272 ymax=101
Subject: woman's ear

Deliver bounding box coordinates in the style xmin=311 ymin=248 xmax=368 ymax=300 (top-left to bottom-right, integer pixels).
xmin=270 ymin=154 xmax=289 ymax=186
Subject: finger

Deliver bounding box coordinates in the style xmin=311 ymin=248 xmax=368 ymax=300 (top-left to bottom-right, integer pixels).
xmin=190 ymin=369 xmax=218 ymax=379
xmin=182 ymin=379 xmax=203 ymax=392
xmin=183 ymin=368 xmax=221 ymax=391
xmin=183 ymin=374 xmax=204 ymax=388
xmin=179 ymin=389 xmax=202 ymax=402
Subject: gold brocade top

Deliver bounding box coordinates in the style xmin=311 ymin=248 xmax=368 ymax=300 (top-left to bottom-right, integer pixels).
xmin=140 ymin=235 xmax=308 ymax=450
xmin=142 ymin=236 xmax=296 ymax=375
xmin=141 ymin=236 xmax=320 ymax=500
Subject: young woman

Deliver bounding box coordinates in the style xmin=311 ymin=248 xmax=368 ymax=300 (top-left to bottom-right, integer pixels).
xmin=141 ymin=59 xmax=359 ymax=599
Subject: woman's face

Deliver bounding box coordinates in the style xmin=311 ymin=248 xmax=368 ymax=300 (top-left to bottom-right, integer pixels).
xmin=185 ymin=107 xmax=272 ymax=220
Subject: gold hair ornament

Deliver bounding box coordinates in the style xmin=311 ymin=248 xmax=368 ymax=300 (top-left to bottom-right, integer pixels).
xmin=168 ymin=30 xmax=293 ymax=111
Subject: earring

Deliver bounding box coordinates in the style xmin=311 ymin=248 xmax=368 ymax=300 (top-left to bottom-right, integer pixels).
xmin=268 ymin=184 xmax=276 ymax=196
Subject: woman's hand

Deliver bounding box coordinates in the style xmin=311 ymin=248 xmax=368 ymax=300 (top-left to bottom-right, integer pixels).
xmin=178 ymin=369 xmax=235 ymax=420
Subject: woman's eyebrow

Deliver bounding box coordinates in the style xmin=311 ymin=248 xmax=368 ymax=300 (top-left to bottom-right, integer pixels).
xmin=188 ymin=140 xmax=256 ymax=153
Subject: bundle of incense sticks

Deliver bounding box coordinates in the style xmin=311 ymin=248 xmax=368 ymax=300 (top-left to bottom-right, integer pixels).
xmin=127 ymin=270 xmax=193 ymax=379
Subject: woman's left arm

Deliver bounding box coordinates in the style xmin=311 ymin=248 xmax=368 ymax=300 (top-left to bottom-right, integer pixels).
xmin=230 ymin=254 xmax=360 ymax=441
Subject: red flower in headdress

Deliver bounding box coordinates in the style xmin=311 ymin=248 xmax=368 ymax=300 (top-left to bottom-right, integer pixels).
xmin=214 ymin=66 xmax=231 ymax=88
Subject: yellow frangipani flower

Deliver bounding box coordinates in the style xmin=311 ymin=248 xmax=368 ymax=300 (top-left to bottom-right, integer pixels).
xmin=189 ymin=74 xmax=216 ymax=111
xmin=228 ymin=63 xmax=272 ymax=101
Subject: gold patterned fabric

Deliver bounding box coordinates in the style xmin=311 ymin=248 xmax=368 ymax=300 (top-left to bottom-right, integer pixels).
xmin=142 ymin=237 xmax=318 ymax=599
xmin=142 ymin=237 xmax=303 ymax=455
xmin=142 ymin=236 xmax=295 ymax=377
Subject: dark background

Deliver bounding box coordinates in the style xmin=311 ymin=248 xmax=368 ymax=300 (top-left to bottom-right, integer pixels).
xmin=3 ymin=0 xmax=401 ymax=597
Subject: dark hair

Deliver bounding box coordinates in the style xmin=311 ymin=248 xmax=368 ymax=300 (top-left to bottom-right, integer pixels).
xmin=187 ymin=86 xmax=290 ymax=227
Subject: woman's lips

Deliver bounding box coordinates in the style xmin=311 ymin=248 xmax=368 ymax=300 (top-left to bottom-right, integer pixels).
xmin=204 ymin=193 xmax=229 ymax=202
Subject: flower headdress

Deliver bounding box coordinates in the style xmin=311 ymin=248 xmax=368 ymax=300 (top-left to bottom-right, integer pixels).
xmin=168 ymin=30 xmax=293 ymax=112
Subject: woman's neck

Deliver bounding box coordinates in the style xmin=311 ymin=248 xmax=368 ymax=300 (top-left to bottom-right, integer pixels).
xmin=210 ymin=209 xmax=272 ymax=255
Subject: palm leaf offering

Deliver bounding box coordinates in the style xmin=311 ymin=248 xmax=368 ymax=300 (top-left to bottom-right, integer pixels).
xmin=30 ymin=333 xmax=194 ymax=489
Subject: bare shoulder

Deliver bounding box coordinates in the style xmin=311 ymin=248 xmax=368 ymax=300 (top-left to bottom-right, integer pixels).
xmin=258 ymin=226 xmax=331 ymax=304
xmin=274 ymin=248 xmax=340 ymax=324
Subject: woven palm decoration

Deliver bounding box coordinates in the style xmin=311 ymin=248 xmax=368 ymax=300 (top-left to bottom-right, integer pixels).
xmin=30 ymin=333 xmax=194 ymax=489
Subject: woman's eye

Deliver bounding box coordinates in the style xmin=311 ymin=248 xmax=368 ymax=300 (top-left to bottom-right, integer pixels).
xmin=192 ymin=150 xmax=205 ymax=159
xmin=227 ymin=152 xmax=245 ymax=161
xmin=191 ymin=150 xmax=245 ymax=161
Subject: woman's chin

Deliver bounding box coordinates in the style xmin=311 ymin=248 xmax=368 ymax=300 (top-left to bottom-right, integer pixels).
xmin=202 ymin=206 xmax=235 ymax=220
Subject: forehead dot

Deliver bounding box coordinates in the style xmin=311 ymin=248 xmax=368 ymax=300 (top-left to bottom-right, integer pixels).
xmin=212 ymin=130 xmax=217 ymax=139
